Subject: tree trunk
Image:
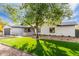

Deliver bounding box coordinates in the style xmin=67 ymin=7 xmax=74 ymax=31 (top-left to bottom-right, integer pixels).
xmin=36 ymin=19 xmax=39 ymax=40
xmin=36 ymin=27 xmax=39 ymax=39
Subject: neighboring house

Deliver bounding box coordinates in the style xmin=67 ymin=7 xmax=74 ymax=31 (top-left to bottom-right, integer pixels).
xmin=3 ymin=21 xmax=78 ymax=37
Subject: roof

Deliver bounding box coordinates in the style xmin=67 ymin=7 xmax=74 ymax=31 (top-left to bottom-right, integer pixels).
xmin=4 ymin=25 xmax=31 ymax=28
xmin=10 ymin=26 xmax=31 ymax=28
xmin=4 ymin=21 xmax=78 ymax=28
xmin=58 ymin=21 xmax=77 ymax=26
xmin=4 ymin=26 xmax=11 ymax=28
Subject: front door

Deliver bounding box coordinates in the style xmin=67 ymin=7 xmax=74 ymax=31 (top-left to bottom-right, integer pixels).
xmin=4 ymin=28 xmax=10 ymax=35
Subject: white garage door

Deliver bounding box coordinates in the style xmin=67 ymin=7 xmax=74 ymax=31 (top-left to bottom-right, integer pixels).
xmin=10 ymin=28 xmax=24 ymax=36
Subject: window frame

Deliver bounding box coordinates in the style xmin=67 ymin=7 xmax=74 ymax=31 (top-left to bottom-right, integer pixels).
xmin=24 ymin=28 xmax=31 ymax=32
xmin=49 ymin=27 xmax=55 ymax=33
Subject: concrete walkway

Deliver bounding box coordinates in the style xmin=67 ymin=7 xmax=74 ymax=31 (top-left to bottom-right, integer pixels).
xmin=0 ymin=44 xmax=32 ymax=56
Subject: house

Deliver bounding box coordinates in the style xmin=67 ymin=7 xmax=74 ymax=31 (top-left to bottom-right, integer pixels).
xmin=3 ymin=21 xmax=78 ymax=37
xmin=40 ymin=21 xmax=77 ymax=37
xmin=3 ymin=26 xmax=34 ymax=36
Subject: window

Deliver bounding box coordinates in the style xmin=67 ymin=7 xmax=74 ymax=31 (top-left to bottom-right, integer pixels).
xmin=49 ymin=27 xmax=55 ymax=33
xmin=24 ymin=28 xmax=31 ymax=32
xmin=28 ymin=28 xmax=31 ymax=32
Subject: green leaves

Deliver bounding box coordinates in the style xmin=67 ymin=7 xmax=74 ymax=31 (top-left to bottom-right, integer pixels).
xmin=4 ymin=3 xmax=72 ymax=26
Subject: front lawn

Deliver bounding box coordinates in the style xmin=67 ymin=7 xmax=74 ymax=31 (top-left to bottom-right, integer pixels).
xmin=0 ymin=37 xmax=79 ymax=56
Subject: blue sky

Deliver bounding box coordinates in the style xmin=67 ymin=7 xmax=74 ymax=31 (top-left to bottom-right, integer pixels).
xmin=0 ymin=10 xmax=13 ymax=25
xmin=0 ymin=12 xmax=13 ymax=22
xmin=0 ymin=4 xmax=79 ymax=25
xmin=63 ymin=4 xmax=79 ymax=23
xmin=72 ymin=4 xmax=79 ymax=22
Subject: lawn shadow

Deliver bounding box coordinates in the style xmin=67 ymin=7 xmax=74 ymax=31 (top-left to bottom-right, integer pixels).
xmin=30 ymin=40 xmax=46 ymax=56
xmin=31 ymin=40 xmax=68 ymax=56
xmin=43 ymin=40 xmax=68 ymax=56
xmin=41 ymin=39 xmax=79 ymax=56
xmin=18 ymin=43 xmax=28 ymax=51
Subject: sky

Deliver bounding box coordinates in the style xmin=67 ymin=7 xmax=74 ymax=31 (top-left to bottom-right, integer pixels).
xmin=72 ymin=4 xmax=79 ymax=23
xmin=63 ymin=3 xmax=79 ymax=23
xmin=0 ymin=12 xmax=13 ymax=23
xmin=0 ymin=6 xmax=13 ymax=25
xmin=0 ymin=3 xmax=79 ymax=25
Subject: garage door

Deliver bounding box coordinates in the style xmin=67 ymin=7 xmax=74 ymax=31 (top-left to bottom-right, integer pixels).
xmin=4 ymin=28 xmax=10 ymax=35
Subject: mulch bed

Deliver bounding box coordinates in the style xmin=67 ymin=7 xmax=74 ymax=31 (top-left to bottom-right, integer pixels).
xmin=26 ymin=35 xmax=79 ymax=42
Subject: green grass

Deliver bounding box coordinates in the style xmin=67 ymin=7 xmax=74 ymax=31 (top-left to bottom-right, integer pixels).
xmin=0 ymin=37 xmax=79 ymax=56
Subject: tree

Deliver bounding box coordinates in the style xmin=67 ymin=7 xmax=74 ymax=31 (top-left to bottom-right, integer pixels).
xmin=21 ymin=3 xmax=72 ymax=39
xmin=0 ymin=17 xmax=10 ymax=32
xmin=4 ymin=3 xmax=72 ymax=39
xmin=0 ymin=18 xmax=4 ymax=32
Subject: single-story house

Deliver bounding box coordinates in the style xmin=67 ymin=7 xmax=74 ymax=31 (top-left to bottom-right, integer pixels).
xmin=40 ymin=21 xmax=77 ymax=37
xmin=3 ymin=21 xmax=79 ymax=37
xmin=3 ymin=26 xmax=34 ymax=36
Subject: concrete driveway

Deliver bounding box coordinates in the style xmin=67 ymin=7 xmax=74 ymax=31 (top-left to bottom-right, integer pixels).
xmin=0 ymin=44 xmax=32 ymax=56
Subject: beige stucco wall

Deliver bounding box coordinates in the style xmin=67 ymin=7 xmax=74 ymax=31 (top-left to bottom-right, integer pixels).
xmin=40 ymin=24 xmax=75 ymax=37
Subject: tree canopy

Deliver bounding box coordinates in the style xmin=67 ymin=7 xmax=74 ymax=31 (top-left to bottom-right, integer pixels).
xmin=4 ymin=3 xmax=72 ymax=26
xmin=22 ymin=4 xmax=72 ymax=25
